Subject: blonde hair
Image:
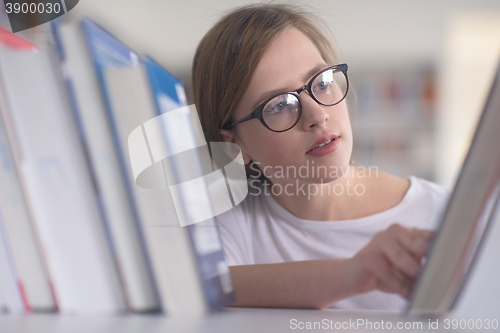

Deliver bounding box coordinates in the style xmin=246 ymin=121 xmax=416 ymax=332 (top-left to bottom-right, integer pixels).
xmin=191 ymin=3 xmax=340 ymax=178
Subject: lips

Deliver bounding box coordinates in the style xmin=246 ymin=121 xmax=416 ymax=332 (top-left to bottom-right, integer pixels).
xmin=306 ymin=134 xmax=339 ymax=153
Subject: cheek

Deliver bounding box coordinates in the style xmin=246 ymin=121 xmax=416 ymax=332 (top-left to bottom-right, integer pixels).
xmin=333 ymin=102 xmax=352 ymax=140
xmin=260 ymin=139 xmax=294 ymax=164
xmin=336 ymin=100 xmax=351 ymax=124
xmin=251 ymin=136 xmax=305 ymax=178
xmin=239 ymin=128 xmax=298 ymax=168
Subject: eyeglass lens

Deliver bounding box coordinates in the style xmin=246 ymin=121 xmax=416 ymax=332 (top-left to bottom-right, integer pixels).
xmin=262 ymin=93 xmax=300 ymax=131
xmin=262 ymin=68 xmax=347 ymax=131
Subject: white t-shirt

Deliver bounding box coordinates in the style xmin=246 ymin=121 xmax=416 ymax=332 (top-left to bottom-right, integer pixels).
xmin=215 ymin=175 xmax=452 ymax=311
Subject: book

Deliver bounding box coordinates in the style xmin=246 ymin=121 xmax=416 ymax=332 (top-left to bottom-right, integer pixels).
xmin=0 ymin=28 xmax=56 ymax=313
xmin=408 ymin=61 xmax=500 ymax=315
xmin=0 ymin=32 xmax=125 ymax=315
xmin=103 ymin=61 xmax=192 ymax=316
xmin=51 ymin=19 xmax=160 ymax=313
xmin=0 ymin=206 xmax=23 ymax=313
xmin=143 ymin=56 xmax=235 ymax=313
xmin=81 ymin=17 xmax=234 ymax=315
xmin=103 ymin=60 xmax=236 ymax=317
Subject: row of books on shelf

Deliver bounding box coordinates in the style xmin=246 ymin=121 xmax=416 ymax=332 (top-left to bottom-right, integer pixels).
xmin=349 ymin=67 xmax=436 ymax=121
xmin=0 ymin=17 xmax=235 ymax=316
xmin=347 ymin=67 xmax=438 ymax=182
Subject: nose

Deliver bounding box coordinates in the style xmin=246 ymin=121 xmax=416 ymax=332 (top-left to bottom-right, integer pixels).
xmin=299 ymin=92 xmax=330 ymax=130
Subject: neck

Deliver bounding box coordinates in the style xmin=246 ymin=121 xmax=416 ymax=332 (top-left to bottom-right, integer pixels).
xmin=262 ymin=165 xmax=374 ymax=221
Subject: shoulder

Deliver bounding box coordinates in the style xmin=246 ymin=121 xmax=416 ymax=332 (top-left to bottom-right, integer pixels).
xmin=411 ymin=176 xmax=452 ymax=217
xmin=352 ymin=168 xmax=412 ymax=218
xmin=217 ymin=177 xmax=265 ymax=219
xmin=357 ymin=167 xmax=452 ymax=230
xmin=396 ymin=175 xmax=452 ymax=230
xmin=413 ymin=176 xmax=452 ymax=200
xmin=361 ymin=167 xmax=451 ymax=207
xmin=215 ymin=177 xmax=268 ymax=231
xmin=214 ymin=177 xmax=267 ymax=265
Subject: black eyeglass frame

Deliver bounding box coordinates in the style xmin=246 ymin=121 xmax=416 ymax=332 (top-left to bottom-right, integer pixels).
xmin=222 ymin=63 xmax=349 ymax=132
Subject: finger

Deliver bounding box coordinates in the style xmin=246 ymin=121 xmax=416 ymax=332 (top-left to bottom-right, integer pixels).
xmin=410 ymin=227 xmax=435 ymax=241
xmin=367 ymin=252 xmax=410 ymax=297
xmin=387 ymin=224 xmax=432 ymax=258
xmin=405 ymin=228 xmax=434 ymax=257
xmin=392 ymin=267 xmax=413 ymax=299
xmin=387 ymin=223 xmax=433 ymax=241
xmin=381 ymin=240 xmax=421 ymax=279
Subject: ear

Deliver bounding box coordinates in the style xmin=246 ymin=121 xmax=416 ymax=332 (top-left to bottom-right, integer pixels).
xmin=219 ymin=128 xmax=252 ymax=165
xmin=219 ymin=128 xmax=235 ymax=143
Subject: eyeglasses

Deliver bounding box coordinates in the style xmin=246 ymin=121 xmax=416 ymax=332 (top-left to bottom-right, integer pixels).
xmin=222 ymin=64 xmax=349 ymax=132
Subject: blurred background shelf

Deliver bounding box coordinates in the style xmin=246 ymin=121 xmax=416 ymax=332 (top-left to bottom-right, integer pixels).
xmin=349 ymin=66 xmax=438 ymax=181
xmin=5 ymin=0 xmax=500 ymax=188
xmin=43 ymin=0 xmax=498 ymax=188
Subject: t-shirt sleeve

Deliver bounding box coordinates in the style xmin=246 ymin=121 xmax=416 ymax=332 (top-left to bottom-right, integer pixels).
xmin=215 ymin=199 xmax=254 ymax=266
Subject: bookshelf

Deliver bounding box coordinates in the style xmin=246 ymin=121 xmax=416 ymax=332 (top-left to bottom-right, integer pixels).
xmin=0 ymin=307 xmax=470 ymax=333
xmin=349 ymin=66 xmax=438 ymax=182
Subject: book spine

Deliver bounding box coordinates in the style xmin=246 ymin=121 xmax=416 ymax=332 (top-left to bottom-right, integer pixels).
xmin=0 ymin=47 xmax=58 ymax=312
xmin=60 ymin=21 xmax=160 ymax=312
xmin=0 ymin=208 xmax=24 ymax=313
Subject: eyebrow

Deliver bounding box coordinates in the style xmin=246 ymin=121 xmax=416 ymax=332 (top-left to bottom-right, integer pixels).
xmin=251 ymin=63 xmax=328 ymax=110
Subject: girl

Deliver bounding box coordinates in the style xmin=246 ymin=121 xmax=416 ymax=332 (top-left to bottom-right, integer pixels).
xmin=191 ymin=3 xmax=451 ymax=310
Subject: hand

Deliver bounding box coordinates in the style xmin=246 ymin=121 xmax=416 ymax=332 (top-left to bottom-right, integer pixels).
xmin=344 ymin=223 xmax=434 ymax=299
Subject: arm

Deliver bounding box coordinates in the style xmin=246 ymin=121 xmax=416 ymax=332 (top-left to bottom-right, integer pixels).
xmin=227 ymin=223 xmax=433 ymax=309
xmin=228 ymin=258 xmax=355 ymax=309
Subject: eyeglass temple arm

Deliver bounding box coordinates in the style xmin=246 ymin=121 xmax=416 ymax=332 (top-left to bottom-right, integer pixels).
xmin=223 ymin=113 xmax=256 ymax=129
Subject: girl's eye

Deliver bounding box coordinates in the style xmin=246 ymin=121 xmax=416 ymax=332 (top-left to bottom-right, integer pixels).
xmin=271 ymin=101 xmax=286 ymax=111
xmin=264 ymin=95 xmax=294 ymax=114
xmin=312 ymin=69 xmax=336 ymax=94
xmin=265 ymin=102 xmax=285 ymax=114
xmin=314 ymin=81 xmax=332 ymax=92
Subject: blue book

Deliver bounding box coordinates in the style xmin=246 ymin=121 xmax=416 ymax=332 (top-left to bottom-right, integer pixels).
xmin=80 ymin=18 xmax=164 ymax=312
xmin=143 ymin=56 xmax=235 ymax=311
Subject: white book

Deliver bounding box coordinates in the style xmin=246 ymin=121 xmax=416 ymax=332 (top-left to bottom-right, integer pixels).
xmin=0 ymin=31 xmax=56 ymax=313
xmin=52 ymin=20 xmax=159 ymax=312
xmin=0 ymin=96 xmax=55 ymax=312
xmin=103 ymin=65 xmax=206 ymax=316
xmin=0 ymin=42 xmax=125 ymax=315
xmin=0 ymin=208 xmax=23 ymax=314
